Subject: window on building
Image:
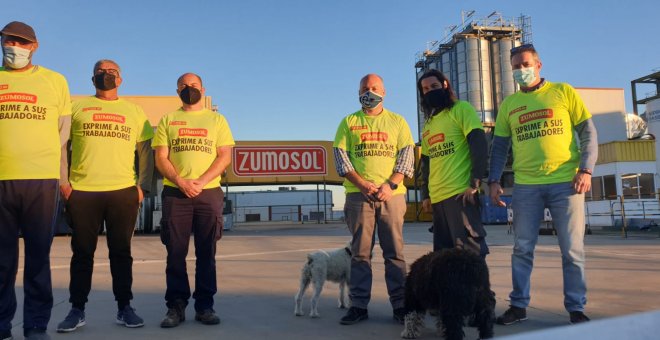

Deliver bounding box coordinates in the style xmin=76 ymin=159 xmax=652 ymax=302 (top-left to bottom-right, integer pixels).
xmin=639 ymin=173 xmax=655 ymax=198
xmin=588 ymin=176 xmax=604 ymax=201
xmin=620 ymin=173 xmax=656 ymax=199
xmin=604 ymin=175 xmax=617 ymax=199
xmin=622 ymin=173 xmax=639 ymax=198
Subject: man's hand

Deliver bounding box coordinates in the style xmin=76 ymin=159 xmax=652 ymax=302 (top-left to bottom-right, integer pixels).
xmin=457 ymin=187 xmax=478 ymax=206
xmin=60 ymin=183 xmax=73 ymax=201
xmin=358 ymin=180 xmax=379 ymax=202
xmin=375 ymin=182 xmax=393 ymax=202
xmin=137 ymin=186 xmax=144 ymax=203
xmin=176 ymin=179 xmax=202 ymax=198
xmin=422 ymin=198 xmax=432 ymax=213
xmin=489 ymin=182 xmax=506 ymax=207
xmin=573 ymin=172 xmax=592 ymax=194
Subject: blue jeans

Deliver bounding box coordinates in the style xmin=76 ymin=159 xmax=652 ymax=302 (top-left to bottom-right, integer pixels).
xmin=510 ymin=182 xmax=587 ymax=312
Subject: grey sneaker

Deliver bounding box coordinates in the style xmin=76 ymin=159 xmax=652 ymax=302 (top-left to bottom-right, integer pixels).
xmin=195 ymin=309 xmax=220 ymax=325
xmin=496 ymin=306 xmax=527 ymax=325
xmin=57 ymin=308 xmax=86 ymax=333
xmin=24 ymin=329 xmax=50 ymax=340
xmin=116 ymin=306 xmax=144 ymax=328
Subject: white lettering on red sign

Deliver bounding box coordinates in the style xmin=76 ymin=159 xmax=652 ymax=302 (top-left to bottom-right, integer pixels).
xmin=233 ymin=146 xmax=327 ymax=176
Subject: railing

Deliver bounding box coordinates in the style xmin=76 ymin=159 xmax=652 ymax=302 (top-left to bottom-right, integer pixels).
xmin=608 ymin=196 xmax=660 ymax=238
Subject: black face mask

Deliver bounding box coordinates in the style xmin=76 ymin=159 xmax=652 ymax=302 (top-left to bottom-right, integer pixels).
xmin=92 ymin=72 xmax=117 ymax=91
xmin=424 ymin=88 xmax=453 ymax=113
xmin=179 ymin=86 xmax=202 ymax=105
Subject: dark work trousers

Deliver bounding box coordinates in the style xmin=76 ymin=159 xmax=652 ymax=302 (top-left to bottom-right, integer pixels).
xmin=343 ymin=193 xmax=407 ymax=310
xmin=66 ymin=186 xmax=139 ymax=309
xmin=431 ymin=193 xmax=489 ymax=257
xmin=0 ymin=179 xmax=59 ymax=332
xmin=160 ymin=186 xmax=223 ymax=312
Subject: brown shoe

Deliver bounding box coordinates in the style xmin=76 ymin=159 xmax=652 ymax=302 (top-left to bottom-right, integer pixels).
xmin=195 ymin=309 xmax=220 ymax=325
xmin=160 ymin=301 xmax=186 ymax=328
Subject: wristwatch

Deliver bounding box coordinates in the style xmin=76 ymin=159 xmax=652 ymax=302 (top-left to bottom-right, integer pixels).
xmin=387 ymin=180 xmax=398 ymax=190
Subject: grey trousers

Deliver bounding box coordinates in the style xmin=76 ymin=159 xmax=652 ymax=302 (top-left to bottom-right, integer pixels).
xmin=344 ymin=193 xmax=407 ymax=309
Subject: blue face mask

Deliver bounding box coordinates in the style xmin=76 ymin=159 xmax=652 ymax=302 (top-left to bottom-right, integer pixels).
xmin=513 ymin=67 xmax=537 ymax=87
xmin=359 ymin=91 xmax=383 ymax=109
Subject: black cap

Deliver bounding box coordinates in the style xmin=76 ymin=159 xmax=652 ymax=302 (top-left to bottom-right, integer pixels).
xmin=0 ymin=21 xmax=37 ymax=42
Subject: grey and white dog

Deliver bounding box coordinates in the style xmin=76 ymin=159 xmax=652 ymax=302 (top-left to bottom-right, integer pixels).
xmin=294 ymin=242 xmax=352 ymax=318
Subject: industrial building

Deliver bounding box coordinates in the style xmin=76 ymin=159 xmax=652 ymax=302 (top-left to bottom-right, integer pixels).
xmin=226 ymin=188 xmax=333 ymax=223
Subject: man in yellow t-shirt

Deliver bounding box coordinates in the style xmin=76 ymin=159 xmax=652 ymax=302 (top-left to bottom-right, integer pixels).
xmin=153 ymin=73 xmax=234 ymax=328
xmin=0 ymin=21 xmax=71 ymax=340
xmin=488 ymin=44 xmax=598 ymax=326
xmin=333 ymin=74 xmax=414 ymax=325
xmin=56 ymin=60 xmax=154 ymax=333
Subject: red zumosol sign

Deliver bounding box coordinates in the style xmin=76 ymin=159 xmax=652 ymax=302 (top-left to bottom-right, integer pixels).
xmin=233 ymin=146 xmax=327 ymax=176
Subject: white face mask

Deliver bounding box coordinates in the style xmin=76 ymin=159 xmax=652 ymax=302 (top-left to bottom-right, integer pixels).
xmin=513 ymin=66 xmax=537 ymax=87
xmin=3 ymin=45 xmax=32 ymax=69
xmin=359 ymin=90 xmax=383 ymax=109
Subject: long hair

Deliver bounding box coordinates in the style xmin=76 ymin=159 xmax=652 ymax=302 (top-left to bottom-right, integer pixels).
xmin=416 ymin=69 xmax=457 ymax=120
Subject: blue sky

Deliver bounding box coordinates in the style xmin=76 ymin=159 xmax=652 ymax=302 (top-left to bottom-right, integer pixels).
xmin=5 ymin=0 xmax=659 ymax=142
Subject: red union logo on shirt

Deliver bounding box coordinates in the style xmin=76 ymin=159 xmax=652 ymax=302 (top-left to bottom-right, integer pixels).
xmin=93 ymin=113 xmax=125 ymax=124
xmin=179 ymin=128 xmax=208 ymax=137
xmin=0 ymin=92 xmax=37 ymax=103
xmin=0 ymin=84 xmax=8 ymax=90
xmin=428 ymin=133 xmax=445 ymax=146
xmin=169 ymin=121 xmax=187 ymax=126
xmin=519 ymin=109 xmax=553 ymax=124
xmin=350 ymin=125 xmax=368 ymax=131
xmin=83 ymin=107 xmax=102 ymax=112
xmin=233 ymin=146 xmax=327 ymax=176
xmin=360 ymin=132 xmax=388 ymax=142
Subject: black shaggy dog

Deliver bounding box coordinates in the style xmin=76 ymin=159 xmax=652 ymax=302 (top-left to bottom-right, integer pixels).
xmin=401 ymin=248 xmax=495 ymax=340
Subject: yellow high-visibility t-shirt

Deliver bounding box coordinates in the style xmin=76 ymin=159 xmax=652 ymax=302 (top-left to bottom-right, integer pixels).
xmin=494 ymin=81 xmax=591 ymax=184
xmin=152 ymin=108 xmax=235 ymax=189
xmin=333 ymin=108 xmax=414 ymax=195
xmin=0 ymin=66 xmax=71 ymax=180
xmin=69 ymin=96 xmax=154 ymax=191
xmin=421 ymin=101 xmax=483 ymax=203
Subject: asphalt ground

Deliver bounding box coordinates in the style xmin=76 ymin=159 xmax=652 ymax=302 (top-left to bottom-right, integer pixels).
xmin=8 ymin=222 xmax=660 ymax=339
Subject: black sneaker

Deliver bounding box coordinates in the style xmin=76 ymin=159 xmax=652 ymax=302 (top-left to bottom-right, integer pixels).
xmin=57 ymin=308 xmax=85 ymax=333
xmin=116 ymin=306 xmax=144 ymax=328
xmin=195 ymin=309 xmax=220 ymax=325
xmin=496 ymin=306 xmax=527 ymax=325
xmin=569 ymin=311 xmax=590 ymax=324
xmin=340 ymin=307 xmax=368 ymax=325
xmin=393 ymin=308 xmax=406 ymax=324
xmin=1 ymin=329 xmax=12 ymax=340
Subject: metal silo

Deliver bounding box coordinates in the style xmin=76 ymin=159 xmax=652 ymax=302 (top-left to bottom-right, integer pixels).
xmin=492 ymin=38 xmax=519 ymax=113
xmin=414 ymin=12 xmax=527 ymax=132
